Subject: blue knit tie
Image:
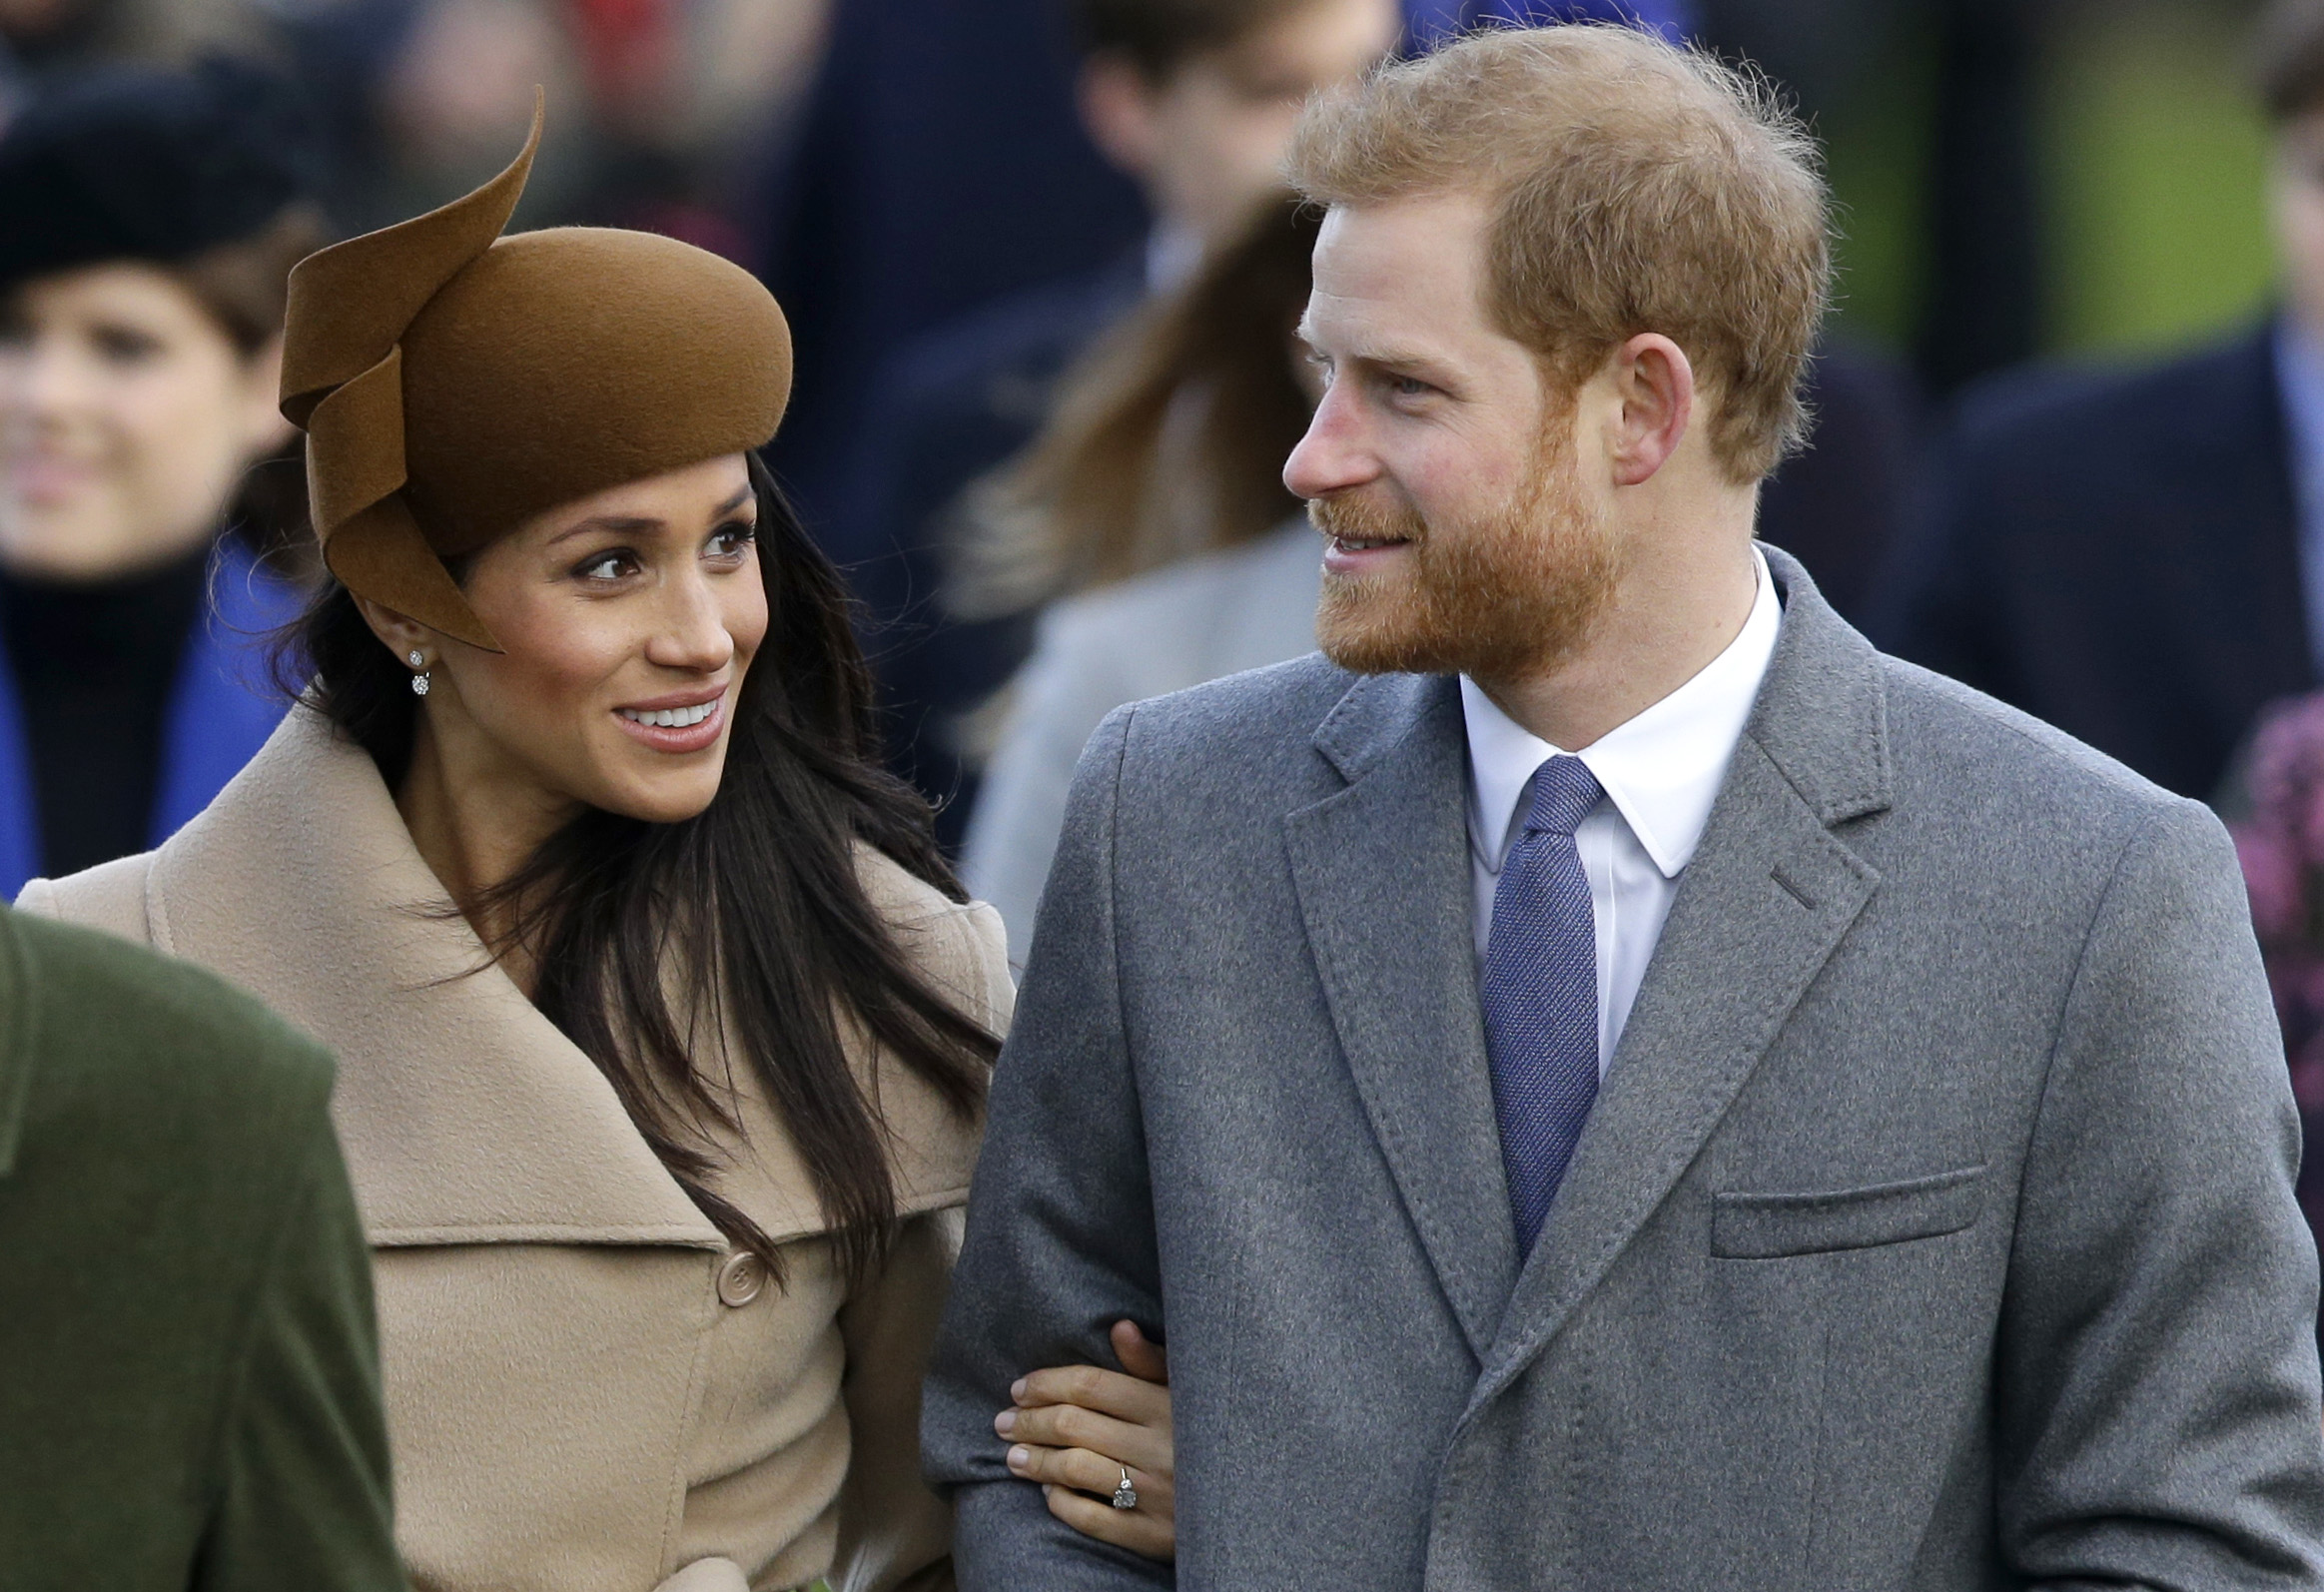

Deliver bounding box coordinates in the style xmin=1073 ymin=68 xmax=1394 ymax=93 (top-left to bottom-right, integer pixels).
xmin=1482 ymin=754 xmax=1604 ymax=1256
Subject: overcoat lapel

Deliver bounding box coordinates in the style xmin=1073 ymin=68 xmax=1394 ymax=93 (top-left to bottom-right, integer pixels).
xmin=1471 ymin=549 xmax=1893 ymax=1407
xmin=143 ymin=708 xmax=727 ymax=1251
xmin=1283 ymin=673 xmax=1519 ymax=1361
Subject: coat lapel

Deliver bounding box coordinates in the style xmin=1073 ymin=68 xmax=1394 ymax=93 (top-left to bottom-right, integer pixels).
xmin=1282 ymin=672 xmax=1519 ymax=1361
xmin=142 ymin=708 xmax=726 ymax=1251
xmin=1470 ymin=549 xmax=1891 ymax=1407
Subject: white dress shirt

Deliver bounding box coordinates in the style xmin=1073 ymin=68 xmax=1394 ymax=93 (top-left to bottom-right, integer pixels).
xmin=1462 ymin=548 xmax=1782 ymax=1072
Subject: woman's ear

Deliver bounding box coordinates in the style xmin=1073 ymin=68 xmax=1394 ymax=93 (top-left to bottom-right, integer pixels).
xmin=352 ymin=592 xmax=435 ymax=669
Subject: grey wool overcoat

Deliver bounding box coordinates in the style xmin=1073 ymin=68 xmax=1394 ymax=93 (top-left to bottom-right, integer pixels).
xmin=924 ymin=547 xmax=2324 ymax=1590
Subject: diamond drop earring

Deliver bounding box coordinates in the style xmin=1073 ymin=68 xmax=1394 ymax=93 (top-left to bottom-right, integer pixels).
xmin=407 ymin=649 xmax=431 ymax=697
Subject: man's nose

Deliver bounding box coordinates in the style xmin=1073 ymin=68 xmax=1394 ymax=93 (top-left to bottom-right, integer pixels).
xmin=1282 ymin=384 xmax=1377 ymax=501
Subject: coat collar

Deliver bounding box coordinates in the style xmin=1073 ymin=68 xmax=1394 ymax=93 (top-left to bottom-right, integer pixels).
xmin=141 ymin=707 xmax=730 ymax=1248
xmin=1289 ymin=546 xmax=1891 ymax=1370
xmin=0 ymin=538 xmax=300 ymax=901
xmin=0 ymin=908 xmax=34 ymax=1179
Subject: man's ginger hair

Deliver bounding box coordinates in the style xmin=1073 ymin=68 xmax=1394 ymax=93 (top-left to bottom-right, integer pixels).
xmin=1284 ymin=23 xmax=1831 ymax=482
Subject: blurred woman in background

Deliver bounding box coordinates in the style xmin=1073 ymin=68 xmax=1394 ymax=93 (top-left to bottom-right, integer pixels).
xmin=0 ymin=59 xmax=322 ymax=893
xmin=957 ymin=194 xmax=1323 ymax=962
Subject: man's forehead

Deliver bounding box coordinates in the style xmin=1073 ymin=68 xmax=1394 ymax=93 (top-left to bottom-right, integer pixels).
xmin=1302 ymin=192 xmax=1491 ymax=349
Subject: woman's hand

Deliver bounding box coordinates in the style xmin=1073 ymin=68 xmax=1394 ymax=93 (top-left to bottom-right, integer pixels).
xmin=996 ymin=1319 xmax=1174 ymax=1562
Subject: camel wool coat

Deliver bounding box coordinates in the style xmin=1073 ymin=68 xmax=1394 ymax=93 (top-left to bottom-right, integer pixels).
xmin=19 ymin=706 xmax=1013 ymax=1592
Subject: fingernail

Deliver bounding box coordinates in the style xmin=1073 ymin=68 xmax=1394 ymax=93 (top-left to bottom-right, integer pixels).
xmin=994 ymin=1409 xmax=1016 ymax=1435
xmin=1008 ymin=1445 xmax=1031 ymax=1471
xmin=1010 ymin=1377 xmax=1027 ymax=1401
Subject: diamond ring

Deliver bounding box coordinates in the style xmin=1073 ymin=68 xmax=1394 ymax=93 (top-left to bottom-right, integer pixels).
xmin=1112 ymin=1465 xmax=1139 ymax=1511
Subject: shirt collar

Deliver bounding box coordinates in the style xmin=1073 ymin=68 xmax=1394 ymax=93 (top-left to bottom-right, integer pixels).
xmin=1145 ymin=225 xmax=1204 ymax=295
xmin=1462 ymin=545 xmax=1783 ymax=880
xmin=2277 ymin=317 xmax=2324 ymax=479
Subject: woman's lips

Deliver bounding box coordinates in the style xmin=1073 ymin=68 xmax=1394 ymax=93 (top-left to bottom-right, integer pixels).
xmin=4 ymin=454 xmax=102 ymax=505
xmin=613 ymin=690 xmax=725 ymax=754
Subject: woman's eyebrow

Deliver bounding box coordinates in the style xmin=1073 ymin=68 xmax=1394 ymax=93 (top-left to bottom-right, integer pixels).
xmin=547 ymin=513 xmax=660 ymax=545
xmin=546 ymin=484 xmax=752 ymax=546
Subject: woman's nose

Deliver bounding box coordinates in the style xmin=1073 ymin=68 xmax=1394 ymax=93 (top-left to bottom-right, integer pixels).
xmin=644 ymin=574 xmax=736 ymax=672
xmin=0 ymin=337 xmax=90 ymax=424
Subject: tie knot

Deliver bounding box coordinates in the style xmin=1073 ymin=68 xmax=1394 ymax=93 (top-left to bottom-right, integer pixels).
xmin=1522 ymin=755 xmax=1602 ymax=838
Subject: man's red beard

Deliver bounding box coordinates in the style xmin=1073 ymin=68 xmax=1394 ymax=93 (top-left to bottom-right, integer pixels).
xmin=1309 ymin=435 xmax=1619 ymax=681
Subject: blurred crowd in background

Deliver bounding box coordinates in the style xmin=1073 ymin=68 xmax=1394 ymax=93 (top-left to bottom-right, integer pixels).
xmin=9 ymin=0 xmax=2324 ymax=1231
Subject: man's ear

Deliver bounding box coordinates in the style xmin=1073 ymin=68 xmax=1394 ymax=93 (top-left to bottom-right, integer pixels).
xmin=1078 ymin=51 xmax=1163 ymax=181
xmin=1606 ymin=333 xmax=1696 ymax=489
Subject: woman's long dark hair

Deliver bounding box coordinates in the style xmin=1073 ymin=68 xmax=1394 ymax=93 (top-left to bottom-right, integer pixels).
xmin=950 ymin=191 xmax=1320 ymax=618
xmin=286 ymin=454 xmax=997 ymax=1283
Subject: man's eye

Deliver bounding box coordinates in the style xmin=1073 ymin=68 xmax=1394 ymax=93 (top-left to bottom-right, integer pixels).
xmin=1388 ymin=376 xmax=1433 ymax=398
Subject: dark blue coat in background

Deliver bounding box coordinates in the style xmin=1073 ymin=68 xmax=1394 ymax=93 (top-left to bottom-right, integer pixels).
xmin=1871 ymin=323 xmax=2307 ymax=805
xmin=750 ymin=0 xmax=1146 ymax=538
xmin=0 ymin=538 xmax=300 ymax=900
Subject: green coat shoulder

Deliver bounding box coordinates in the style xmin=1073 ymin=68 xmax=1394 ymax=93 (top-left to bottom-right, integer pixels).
xmin=0 ymin=908 xmax=404 ymax=1592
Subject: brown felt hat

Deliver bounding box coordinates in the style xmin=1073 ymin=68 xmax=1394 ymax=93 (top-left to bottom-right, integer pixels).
xmin=279 ymin=97 xmax=792 ymax=651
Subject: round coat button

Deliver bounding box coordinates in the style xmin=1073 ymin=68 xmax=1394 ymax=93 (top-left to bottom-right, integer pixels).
xmin=716 ymin=1249 xmax=765 ymax=1307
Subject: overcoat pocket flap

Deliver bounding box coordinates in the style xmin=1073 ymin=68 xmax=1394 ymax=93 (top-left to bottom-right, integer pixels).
xmin=1712 ymin=1165 xmax=1986 ymax=1258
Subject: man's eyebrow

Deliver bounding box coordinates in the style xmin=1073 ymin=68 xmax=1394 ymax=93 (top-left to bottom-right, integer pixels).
xmin=1345 ymin=343 xmax=1457 ymax=379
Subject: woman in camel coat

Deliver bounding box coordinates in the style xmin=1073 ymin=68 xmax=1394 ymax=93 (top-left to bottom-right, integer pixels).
xmin=20 ymin=104 xmax=1173 ymax=1592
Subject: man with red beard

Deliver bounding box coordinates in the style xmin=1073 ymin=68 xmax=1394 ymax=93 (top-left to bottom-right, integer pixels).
xmin=925 ymin=24 xmax=2324 ymax=1590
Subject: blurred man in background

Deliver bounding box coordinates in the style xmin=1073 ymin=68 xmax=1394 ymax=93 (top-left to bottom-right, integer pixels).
xmin=1875 ymin=0 xmax=2324 ymax=803
xmin=849 ymin=0 xmax=1397 ymax=841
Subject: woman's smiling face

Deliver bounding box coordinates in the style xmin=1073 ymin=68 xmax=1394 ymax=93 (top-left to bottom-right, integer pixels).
xmin=383 ymin=452 xmax=768 ymax=827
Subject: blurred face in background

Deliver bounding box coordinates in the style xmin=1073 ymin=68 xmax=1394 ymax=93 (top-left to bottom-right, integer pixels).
xmin=0 ymin=265 xmax=290 ymax=582
xmin=2273 ymin=107 xmax=2324 ymax=341
xmin=1082 ymin=0 xmax=1400 ymax=251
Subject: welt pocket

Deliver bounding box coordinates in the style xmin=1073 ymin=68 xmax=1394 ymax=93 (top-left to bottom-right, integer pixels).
xmin=1711 ymin=1165 xmax=1986 ymax=1258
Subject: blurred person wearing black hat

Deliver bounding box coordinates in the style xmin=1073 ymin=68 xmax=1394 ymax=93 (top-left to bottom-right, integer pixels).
xmin=1873 ymin=0 xmax=2324 ymax=804
xmin=843 ymin=0 xmax=1397 ymax=846
xmin=0 ymin=58 xmax=323 ymax=896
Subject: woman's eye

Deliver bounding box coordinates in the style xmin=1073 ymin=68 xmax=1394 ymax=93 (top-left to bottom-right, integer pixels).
xmin=576 ymin=550 xmax=639 ymax=582
xmin=706 ymin=520 xmax=757 ymax=559
xmin=90 ymin=325 xmax=163 ymax=365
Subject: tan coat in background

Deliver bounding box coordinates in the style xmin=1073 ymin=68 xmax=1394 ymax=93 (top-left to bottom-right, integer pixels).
xmin=19 ymin=708 xmax=1011 ymax=1592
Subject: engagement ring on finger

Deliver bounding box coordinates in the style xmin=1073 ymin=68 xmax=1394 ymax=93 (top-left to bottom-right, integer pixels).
xmin=1112 ymin=1465 xmax=1139 ymax=1510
